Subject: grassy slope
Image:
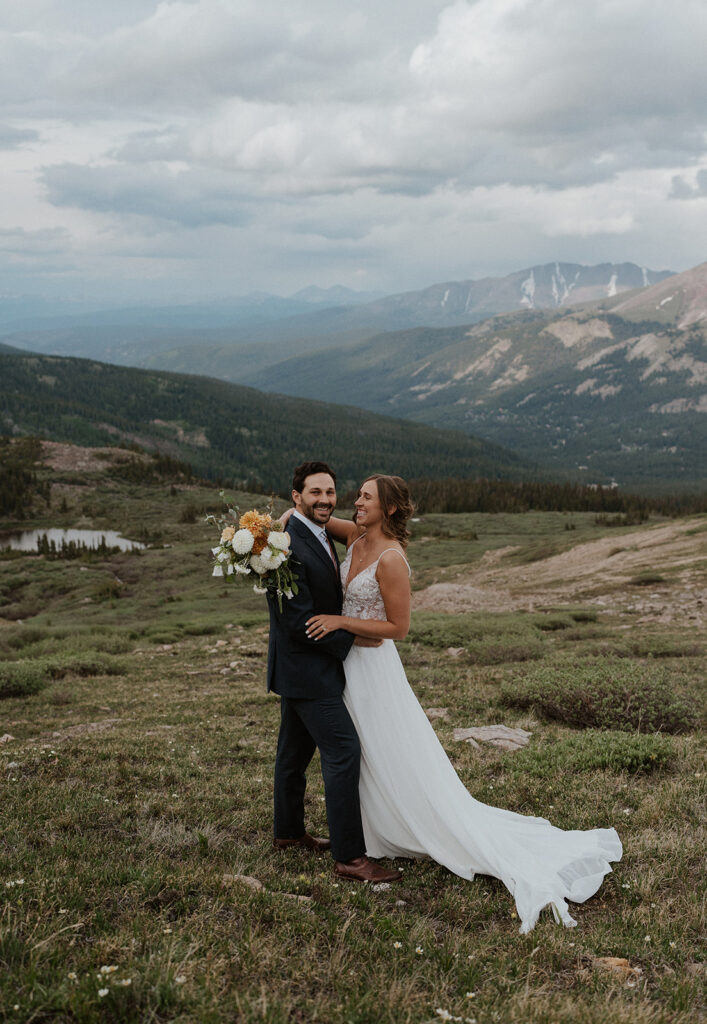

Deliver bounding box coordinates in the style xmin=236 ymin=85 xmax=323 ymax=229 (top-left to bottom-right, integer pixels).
xmin=0 ymin=465 xmax=704 ymax=1023
xmin=0 ymin=352 xmax=527 ymax=491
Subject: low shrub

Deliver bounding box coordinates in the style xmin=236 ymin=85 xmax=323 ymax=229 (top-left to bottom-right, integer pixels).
xmin=0 ymin=660 xmax=48 ymax=699
xmin=46 ymin=654 xmax=129 ymax=679
xmin=566 ymin=608 xmax=599 ymax=623
xmin=500 ymin=659 xmax=698 ymax=734
xmin=410 ymin=612 xmax=537 ymax=649
xmin=182 ymin=623 xmax=222 ymax=636
xmin=532 ymin=614 xmax=574 ymax=632
xmin=629 ymin=571 xmax=666 ymax=586
xmin=508 ymin=730 xmax=675 ymax=776
xmin=588 ymin=639 xmax=703 ymax=660
xmin=464 ymin=640 xmax=544 ymax=665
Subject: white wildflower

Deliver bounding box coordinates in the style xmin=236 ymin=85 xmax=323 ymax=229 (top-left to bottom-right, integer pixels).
xmin=253 ymin=584 xmax=268 ymax=595
xmin=175 ymin=975 xmax=187 ymax=985
xmin=226 ymin=564 xmax=234 ymax=575
xmin=98 ymin=988 xmax=109 ymax=998
xmin=415 ymin=946 xmax=424 ymax=955
xmin=99 ymin=965 xmax=119 ymax=975
xmin=212 ymin=565 xmax=223 ymax=577
xmin=235 ymin=563 xmax=250 ymax=575
xmin=117 ymin=978 xmax=132 ymax=987
xmin=268 ymin=531 xmax=290 ymax=551
xmin=249 ymin=554 xmax=268 ymax=575
xmin=233 ymin=529 xmax=255 ymax=554
xmin=393 ymin=941 xmax=402 ymax=949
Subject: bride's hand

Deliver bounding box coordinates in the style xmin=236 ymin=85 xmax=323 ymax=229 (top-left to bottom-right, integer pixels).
xmin=305 ymin=614 xmax=343 ymax=640
xmin=278 ymin=507 xmax=295 ymax=527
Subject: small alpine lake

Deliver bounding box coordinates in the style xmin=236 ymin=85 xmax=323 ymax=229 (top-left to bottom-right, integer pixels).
xmin=0 ymin=527 xmax=145 ymax=551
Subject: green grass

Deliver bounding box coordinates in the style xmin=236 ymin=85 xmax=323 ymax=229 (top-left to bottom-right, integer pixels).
xmin=0 ymin=475 xmax=705 ymax=1023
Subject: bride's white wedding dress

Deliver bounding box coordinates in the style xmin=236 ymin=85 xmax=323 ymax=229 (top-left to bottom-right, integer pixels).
xmin=340 ymin=542 xmax=622 ymax=934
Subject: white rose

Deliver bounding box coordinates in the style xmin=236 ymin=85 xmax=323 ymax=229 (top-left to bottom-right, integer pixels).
xmin=233 ymin=528 xmax=255 ymax=554
xmin=268 ymin=531 xmax=290 ymax=551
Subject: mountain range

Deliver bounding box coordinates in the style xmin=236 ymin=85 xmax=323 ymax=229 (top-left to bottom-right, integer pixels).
xmin=3 ymin=258 xmax=704 ymax=492
xmin=0 ymin=262 xmax=672 ymax=381
xmin=240 ymin=263 xmax=707 ymax=492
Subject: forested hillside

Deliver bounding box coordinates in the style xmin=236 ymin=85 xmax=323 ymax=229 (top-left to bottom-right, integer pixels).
xmin=0 ymin=353 xmax=527 ymax=491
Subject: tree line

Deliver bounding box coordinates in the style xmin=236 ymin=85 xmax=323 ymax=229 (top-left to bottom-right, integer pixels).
xmin=0 ymin=437 xmax=50 ymax=518
xmin=386 ymin=477 xmax=707 ymax=516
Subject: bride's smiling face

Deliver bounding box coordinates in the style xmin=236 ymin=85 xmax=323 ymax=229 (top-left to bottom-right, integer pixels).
xmin=354 ymin=479 xmax=383 ymax=528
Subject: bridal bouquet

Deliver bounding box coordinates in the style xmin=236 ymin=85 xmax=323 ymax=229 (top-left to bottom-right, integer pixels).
xmin=207 ymin=500 xmax=298 ymax=610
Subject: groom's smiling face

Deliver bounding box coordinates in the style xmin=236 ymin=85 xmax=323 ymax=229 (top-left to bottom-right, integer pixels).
xmin=293 ymin=472 xmax=337 ymax=525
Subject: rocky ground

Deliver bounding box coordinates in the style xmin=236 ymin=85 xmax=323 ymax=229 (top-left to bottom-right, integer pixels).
xmin=413 ymin=517 xmax=707 ymax=626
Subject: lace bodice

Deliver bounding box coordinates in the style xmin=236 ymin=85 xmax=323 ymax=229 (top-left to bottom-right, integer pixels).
xmin=341 ymin=542 xmax=410 ymax=621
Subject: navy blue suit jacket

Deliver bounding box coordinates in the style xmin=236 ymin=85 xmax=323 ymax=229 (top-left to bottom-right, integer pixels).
xmin=266 ymin=516 xmax=355 ymax=699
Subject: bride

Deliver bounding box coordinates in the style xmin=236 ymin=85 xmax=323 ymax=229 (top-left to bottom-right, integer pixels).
xmin=301 ymin=474 xmax=622 ymax=934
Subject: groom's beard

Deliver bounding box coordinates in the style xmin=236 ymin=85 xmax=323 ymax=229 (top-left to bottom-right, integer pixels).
xmin=300 ymin=499 xmax=335 ymax=524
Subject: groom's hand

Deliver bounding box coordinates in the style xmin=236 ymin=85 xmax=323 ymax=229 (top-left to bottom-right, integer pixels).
xmin=353 ymin=636 xmax=383 ymax=647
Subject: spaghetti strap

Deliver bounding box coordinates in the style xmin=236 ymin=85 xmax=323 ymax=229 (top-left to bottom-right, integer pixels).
xmin=378 ymin=547 xmax=411 ymax=577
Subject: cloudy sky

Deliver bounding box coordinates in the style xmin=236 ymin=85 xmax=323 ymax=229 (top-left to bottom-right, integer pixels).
xmin=2 ymin=0 xmax=707 ymax=309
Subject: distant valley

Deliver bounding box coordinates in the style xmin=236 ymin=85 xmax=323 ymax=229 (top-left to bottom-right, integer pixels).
xmin=3 ymin=258 xmax=703 ymax=492
xmin=0 ymin=352 xmax=526 ymax=492
xmin=241 ymin=263 xmax=707 ymax=492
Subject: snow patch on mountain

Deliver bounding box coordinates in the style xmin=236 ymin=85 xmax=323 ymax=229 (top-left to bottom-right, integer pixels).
xmin=520 ymin=271 xmax=536 ymax=308
xmin=607 ymin=274 xmax=618 ymax=297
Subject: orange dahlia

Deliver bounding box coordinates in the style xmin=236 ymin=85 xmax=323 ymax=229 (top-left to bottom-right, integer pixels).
xmin=239 ymin=510 xmax=272 ymax=554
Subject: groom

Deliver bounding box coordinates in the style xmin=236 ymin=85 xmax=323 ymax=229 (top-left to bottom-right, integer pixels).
xmin=266 ymin=461 xmax=400 ymax=883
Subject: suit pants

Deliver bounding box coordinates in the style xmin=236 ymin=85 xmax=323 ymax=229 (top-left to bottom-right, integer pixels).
xmin=273 ymin=694 xmax=365 ymax=863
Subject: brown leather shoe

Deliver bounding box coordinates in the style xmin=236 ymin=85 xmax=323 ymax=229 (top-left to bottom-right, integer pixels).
xmin=273 ymin=833 xmax=331 ymax=853
xmin=334 ymin=856 xmax=402 ymax=883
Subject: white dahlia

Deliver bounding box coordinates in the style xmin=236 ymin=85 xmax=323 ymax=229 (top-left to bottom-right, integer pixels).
xmin=233 ymin=528 xmax=255 ymax=554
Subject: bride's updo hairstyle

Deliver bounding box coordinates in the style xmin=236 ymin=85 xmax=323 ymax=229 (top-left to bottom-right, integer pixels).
xmin=364 ymin=474 xmax=415 ymax=549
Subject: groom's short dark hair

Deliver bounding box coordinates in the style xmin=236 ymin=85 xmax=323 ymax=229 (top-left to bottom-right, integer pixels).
xmin=292 ymin=461 xmax=337 ymax=492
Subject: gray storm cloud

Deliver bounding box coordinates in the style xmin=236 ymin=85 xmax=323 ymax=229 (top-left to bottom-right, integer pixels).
xmin=1 ymin=0 xmax=706 ymax=302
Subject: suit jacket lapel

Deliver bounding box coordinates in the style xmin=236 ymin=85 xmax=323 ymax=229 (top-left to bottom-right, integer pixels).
xmin=291 ymin=517 xmax=342 ymax=591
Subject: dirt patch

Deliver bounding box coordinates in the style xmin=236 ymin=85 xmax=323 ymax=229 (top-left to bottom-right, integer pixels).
xmin=412 ymin=518 xmax=707 ymax=625
xmin=40 ymin=441 xmax=150 ymax=473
